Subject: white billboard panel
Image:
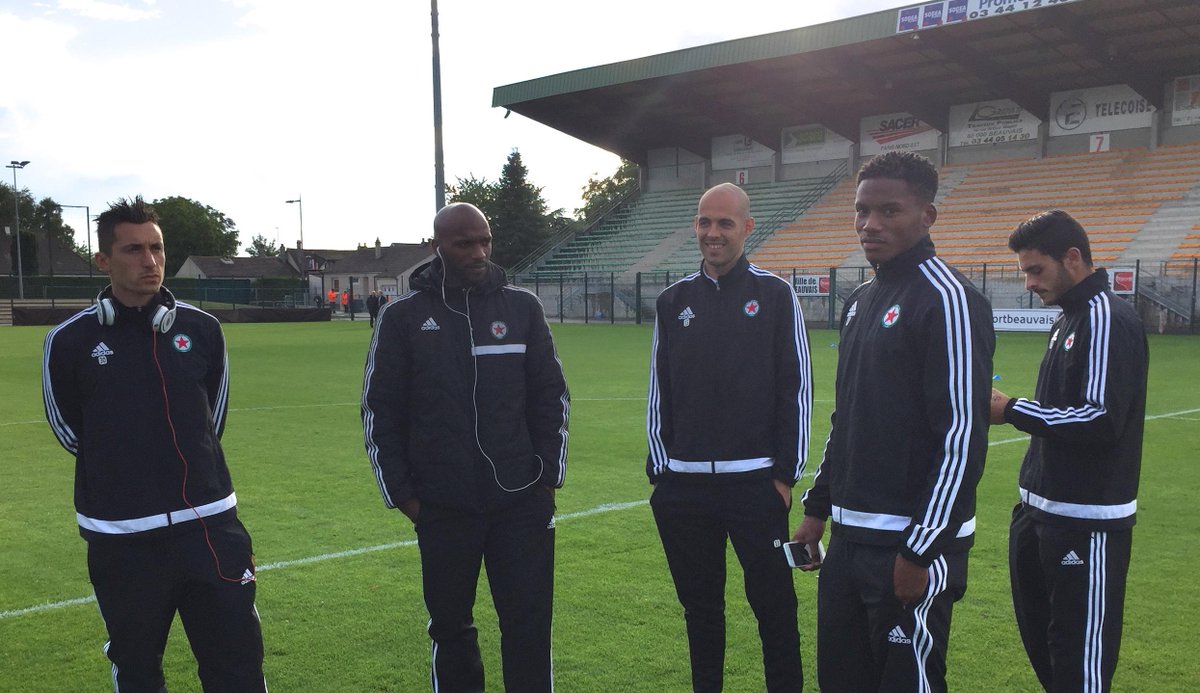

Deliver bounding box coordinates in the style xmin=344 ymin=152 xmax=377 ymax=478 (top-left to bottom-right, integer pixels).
xmin=859 ymin=112 xmax=940 ymax=156
xmin=1172 ymin=75 xmax=1200 ymax=127
xmin=780 ymin=125 xmax=851 ymax=164
xmin=711 ymin=135 xmax=774 ymax=170
xmin=949 ymin=99 xmax=1040 ymax=147
xmin=993 ymin=308 xmax=1061 ymax=333
xmin=1050 ymin=84 xmax=1156 ymax=137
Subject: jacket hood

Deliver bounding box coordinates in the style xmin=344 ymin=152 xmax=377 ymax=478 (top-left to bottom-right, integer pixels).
xmin=410 ymin=257 xmax=507 ymax=294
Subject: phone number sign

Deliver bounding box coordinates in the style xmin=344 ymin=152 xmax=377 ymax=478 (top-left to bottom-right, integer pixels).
xmin=897 ymin=0 xmax=1083 ymax=33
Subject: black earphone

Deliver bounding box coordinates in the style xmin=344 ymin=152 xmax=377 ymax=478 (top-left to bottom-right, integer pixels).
xmin=95 ymin=286 xmax=177 ymax=333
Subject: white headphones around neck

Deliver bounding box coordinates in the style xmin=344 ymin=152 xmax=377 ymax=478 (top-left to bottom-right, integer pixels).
xmin=95 ymin=286 xmax=177 ymax=333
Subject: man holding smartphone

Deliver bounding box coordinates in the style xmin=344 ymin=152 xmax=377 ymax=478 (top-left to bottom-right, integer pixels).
xmin=647 ymin=182 xmax=813 ymax=692
xmin=991 ymin=210 xmax=1147 ymax=691
xmin=795 ymin=152 xmax=994 ymax=692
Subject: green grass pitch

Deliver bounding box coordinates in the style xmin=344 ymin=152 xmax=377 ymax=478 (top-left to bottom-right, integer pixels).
xmin=1 ymin=320 xmax=1197 ymax=691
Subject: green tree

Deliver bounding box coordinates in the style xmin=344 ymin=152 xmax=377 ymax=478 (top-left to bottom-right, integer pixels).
xmin=246 ymin=234 xmax=280 ymax=257
xmin=576 ymin=159 xmax=639 ymax=222
xmin=152 ymin=196 xmax=239 ymax=276
xmin=447 ymin=150 xmax=573 ymax=270
xmin=2 ymin=182 xmax=42 ymax=275
xmin=445 ymin=175 xmax=497 ymax=212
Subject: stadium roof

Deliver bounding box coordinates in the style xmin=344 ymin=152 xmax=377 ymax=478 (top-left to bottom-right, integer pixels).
xmin=493 ymin=0 xmax=1200 ymax=164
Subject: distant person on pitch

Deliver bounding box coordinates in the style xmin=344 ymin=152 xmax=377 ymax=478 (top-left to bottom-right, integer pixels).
xmin=362 ymin=202 xmax=569 ymax=692
xmin=991 ymin=210 xmax=1148 ymax=692
xmin=647 ymin=182 xmax=813 ymax=692
xmin=42 ymin=196 xmax=266 ymax=692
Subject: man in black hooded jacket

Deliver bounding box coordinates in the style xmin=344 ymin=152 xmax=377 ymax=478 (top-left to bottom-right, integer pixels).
xmin=362 ymin=202 xmax=569 ymax=692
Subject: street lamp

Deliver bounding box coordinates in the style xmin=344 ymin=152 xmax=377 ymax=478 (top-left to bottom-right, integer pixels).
xmin=60 ymin=204 xmax=93 ymax=278
xmin=6 ymin=160 xmax=30 ymax=299
xmin=285 ymin=196 xmax=304 ymax=250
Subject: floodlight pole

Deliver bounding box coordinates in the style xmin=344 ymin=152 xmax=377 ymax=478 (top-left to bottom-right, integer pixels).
xmin=6 ymin=160 xmax=30 ymax=299
xmin=431 ymin=0 xmax=446 ymax=211
xmin=60 ymin=204 xmax=92 ymax=278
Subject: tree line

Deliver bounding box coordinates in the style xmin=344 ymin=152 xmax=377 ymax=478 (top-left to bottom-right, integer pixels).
xmin=3 ymin=153 xmax=635 ymax=277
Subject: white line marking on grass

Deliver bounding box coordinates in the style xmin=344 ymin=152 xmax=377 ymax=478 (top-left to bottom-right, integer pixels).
xmin=0 ymin=499 xmax=650 ymax=621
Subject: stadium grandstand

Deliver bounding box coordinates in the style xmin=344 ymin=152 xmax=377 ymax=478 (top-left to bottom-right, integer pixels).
xmin=493 ymin=0 xmax=1200 ymax=331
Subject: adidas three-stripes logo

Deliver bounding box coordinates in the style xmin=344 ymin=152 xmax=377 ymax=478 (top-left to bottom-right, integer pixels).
xmin=421 ymin=317 xmax=440 ymax=331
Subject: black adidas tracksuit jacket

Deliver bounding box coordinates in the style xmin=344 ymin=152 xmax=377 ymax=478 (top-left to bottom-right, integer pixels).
xmin=362 ymin=259 xmax=570 ymax=511
xmin=1003 ymin=269 xmax=1148 ymax=692
xmin=647 ymin=255 xmax=813 ymax=484
xmin=803 ymin=236 xmax=994 ymax=564
xmin=43 ymin=295 xmax=239 ymax=537
xmin=1002 ymin=269 xmax=1148 ymax=530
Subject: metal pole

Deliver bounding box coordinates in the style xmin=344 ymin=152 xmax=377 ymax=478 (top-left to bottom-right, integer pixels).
xmin=7 ymin=161 xmax=29 ymax=299
xmin=431 ymin=0 xmax=446 ymax=211
xmin=635 ymin=272 xmax=642 ymax=325
xmin=61 ymin=205 xmax=95 ymax=280
xmin=1191 ymin=258 xmax=1197 ymax=335
xmin=610 ymin=272 xmax=615 ymax=324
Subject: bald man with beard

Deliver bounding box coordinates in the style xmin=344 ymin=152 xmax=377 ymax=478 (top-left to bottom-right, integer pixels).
xmin=363 ymin=203 xmax=570 ymax=692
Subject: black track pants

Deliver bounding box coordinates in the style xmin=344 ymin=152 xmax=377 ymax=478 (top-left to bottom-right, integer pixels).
xmin=1009 ymin=503 xmax=1131 ymax=693
xmin=416 ymin=490 xmax=556 ymax=693
xmin=815 ymin=537 xmax=967 ymax=693
xmin=651 ymin=476 xmax=803 ymax=693
xmin=87 ymin=519 xmax=265 ymax=693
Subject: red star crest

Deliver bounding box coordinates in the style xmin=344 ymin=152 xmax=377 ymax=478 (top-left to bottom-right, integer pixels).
xmin=172 ymin=333 xmax=193 ymax=352
xmin=743 ymin=300 xmax=760 ymax=317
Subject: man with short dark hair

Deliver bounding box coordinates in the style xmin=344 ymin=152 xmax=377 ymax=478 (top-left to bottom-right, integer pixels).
xmin=42 ymin=196 xmax=266 ymax=692
xmin=362 ymin=202 xmax=569 ymax=692
xmin=991 ymin=209 xmax=1148 ymax=692
xmin=647 ymin=182 xmax=812 ymax=692
xmin=794 ymin=151 xmax=994 ymax=692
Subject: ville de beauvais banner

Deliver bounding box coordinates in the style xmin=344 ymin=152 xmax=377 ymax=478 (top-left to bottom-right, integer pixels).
xmin=1050 ymin=84 xmax=1156 ymax=137
xmin=897 ymin=0 xmax=1084 ymax=33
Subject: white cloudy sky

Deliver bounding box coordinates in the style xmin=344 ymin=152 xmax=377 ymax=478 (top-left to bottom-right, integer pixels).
xmin=1 ymin=0 xmax=904 ymax=252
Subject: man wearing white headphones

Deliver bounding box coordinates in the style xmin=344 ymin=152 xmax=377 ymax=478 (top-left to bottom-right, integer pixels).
xmin=42 ymin=196 xmax=266 ymax=692
xmin=362 ymin=202 xmax=570 ymax=692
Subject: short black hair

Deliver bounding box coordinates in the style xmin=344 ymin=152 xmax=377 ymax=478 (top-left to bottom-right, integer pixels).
xmin=856 ymin=151 xmax=939 ymax=203
xmin=96 ymin=196 xmax=159 ymax=254
xmin=1008 ymin=209 xmax=1093 ymax=267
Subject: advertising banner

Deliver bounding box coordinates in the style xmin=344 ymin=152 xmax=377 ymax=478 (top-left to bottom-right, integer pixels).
xmin=897 ymin=0 xmax=1082 ymax=33
xmin=1110 ymin=268 xmax=1137 ymax=295
xmin=949 ymin=99 xmax=1040 ymax=147
xmin=711 ymin=135 xmax=774 ymax=170
xmin=780 ymin=125 xmax=851 ymax=164
xmin=794 ymin=275 xmax=831 ymax=297
xmin=1050 ymin=84 xmax=1156 ymax=137
xmin=993 ymin=308 xmax=1061 ymax=332
xmin=860 ymin=112 xmax=940 ymax=156
xmin=1172 ymin=74 xmax=1200 ymax=127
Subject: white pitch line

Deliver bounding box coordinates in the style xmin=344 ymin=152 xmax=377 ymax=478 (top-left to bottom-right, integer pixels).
xmin=0 ymin=499 xmax=650 ymax=622
xmin=4 ymin=408 xmax=1198 ymax=618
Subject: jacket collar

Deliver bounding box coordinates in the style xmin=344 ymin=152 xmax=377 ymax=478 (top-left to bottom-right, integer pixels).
xmin=874 ymin=235 xmax=936 ymax=279
xmin=1057 ymin=268 xmax=1109 ymax=312
xmin=411 ymin=257 xmax=507 ymax=295
xmin=699 ymin=254 xmax=750 ymax=288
